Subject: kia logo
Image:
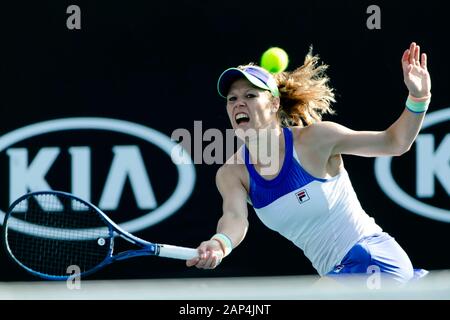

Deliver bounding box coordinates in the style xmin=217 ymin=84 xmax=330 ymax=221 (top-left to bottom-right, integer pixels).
xmin=0 ymin=118 xmax=196 ymax=233
xmin=375 ymin=108 xmax=450 ymax=222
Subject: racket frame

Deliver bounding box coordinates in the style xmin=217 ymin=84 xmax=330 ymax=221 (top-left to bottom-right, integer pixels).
xmin=3 ymin=190 xmax=163 ymax=280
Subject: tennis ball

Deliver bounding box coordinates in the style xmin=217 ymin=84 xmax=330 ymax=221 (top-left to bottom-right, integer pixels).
xmin=260 ymin=47 xmax=289 ymax=73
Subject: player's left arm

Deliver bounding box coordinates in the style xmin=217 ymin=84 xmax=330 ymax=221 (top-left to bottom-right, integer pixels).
xmin=315 ymin=42 xmax=431 ymax=158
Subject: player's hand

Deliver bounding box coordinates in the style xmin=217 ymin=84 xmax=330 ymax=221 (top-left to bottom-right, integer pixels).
xmin=402 ymin=42 xmax=431 ymax=98
xmin=186 ymin=239 xmax=224 ymax=269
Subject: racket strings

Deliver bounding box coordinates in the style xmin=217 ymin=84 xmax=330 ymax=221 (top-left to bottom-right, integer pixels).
xmin=6 ymin=193 xmax=112 ymax=277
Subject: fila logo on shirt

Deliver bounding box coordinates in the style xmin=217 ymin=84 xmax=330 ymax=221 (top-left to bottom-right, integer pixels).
xmin=296 ymin=189 xmax=310 ymax=204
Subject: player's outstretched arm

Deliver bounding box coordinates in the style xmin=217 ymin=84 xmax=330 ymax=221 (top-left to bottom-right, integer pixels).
xmin=186 ymin=164 xmax=249 ymax=269
xmin=306 ymin=42 xmax=431 ymax=158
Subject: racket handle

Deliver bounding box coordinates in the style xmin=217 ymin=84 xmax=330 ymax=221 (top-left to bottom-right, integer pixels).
xmin=158 ymin=244 xmax=199 ymax=260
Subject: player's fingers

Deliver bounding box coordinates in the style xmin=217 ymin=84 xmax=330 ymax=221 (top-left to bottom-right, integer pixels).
xmin=402 ymin=49 xmax=411 ymax=77
xmin=409 ymin=42 xmax=415 ymax=64
xmin=211 ymin=254 xmax=222 ymax=268
xmin=203 ymin=250 xmax=216 ymax=268
xmin=211 ymin=252 xmax=222 ymax=268
xmin=197 ymin=244 xmax=209 ymax=259
xmin=421 ymin=53 xmax=427 ymax=69
xmin=186 ymin=257 xmax=200 ymax=267
xmin=195 ymin=250 xmax=211 ymax=269
xmin=401 ymin=49 xmax=409 ymax=64
xmin=200 ymin=250 xmax=221 ymax=269
xmin=199 ymin=241 xmax=215 ymax=254
xmin=415 ymin=45 xmax=420 ymax=64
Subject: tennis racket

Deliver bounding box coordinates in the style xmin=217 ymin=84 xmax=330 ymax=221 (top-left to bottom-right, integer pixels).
xmin=2 ymin=190 xmax=199 ymax=280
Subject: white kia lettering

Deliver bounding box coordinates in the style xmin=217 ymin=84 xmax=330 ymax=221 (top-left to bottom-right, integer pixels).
xmin=99 ymin=145 xmax=157 ymax=210
xmin=69 ymin=146 xmax=91 ymax=203
xmin=7 ymin=148 xmax=62 ymax=211
xmin=0 ymin=118 xmax=195 ymax=234
xmin=374 ymin=108 xmax=450 ymax=222
xmin=416 ymin=134 xmax=450 ymax=197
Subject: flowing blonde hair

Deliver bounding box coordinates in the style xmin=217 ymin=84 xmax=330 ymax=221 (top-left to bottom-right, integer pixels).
xmin=273 ymin=49 xmax=336 ymax=127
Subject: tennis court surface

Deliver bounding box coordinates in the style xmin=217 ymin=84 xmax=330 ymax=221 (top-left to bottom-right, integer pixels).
xmin=1 ymin=270 xmax=449 ymax=299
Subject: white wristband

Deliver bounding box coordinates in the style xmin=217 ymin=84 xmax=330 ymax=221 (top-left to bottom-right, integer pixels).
xmin=211 ymin=233 xmax=233 ymax=257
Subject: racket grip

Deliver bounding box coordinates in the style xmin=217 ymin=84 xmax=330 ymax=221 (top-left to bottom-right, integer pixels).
xmin=158 ymin=244 xmax=199 ymax=260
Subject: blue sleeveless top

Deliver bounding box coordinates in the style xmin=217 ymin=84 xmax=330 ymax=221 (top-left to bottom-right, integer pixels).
xmin=244 ymin=127 xmax=326 ymax=209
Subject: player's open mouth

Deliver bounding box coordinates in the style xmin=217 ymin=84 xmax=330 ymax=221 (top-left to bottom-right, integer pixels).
xmin=235 ymin=112 xmax=250 ymax=125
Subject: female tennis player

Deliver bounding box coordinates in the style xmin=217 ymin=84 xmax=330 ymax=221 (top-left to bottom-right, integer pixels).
xmin=186 ymin=42 xmax=431 ymax=283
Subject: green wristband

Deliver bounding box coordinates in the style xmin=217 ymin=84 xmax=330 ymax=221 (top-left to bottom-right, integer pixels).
xmin=406 ymin=94 xmax=431 ymax=113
